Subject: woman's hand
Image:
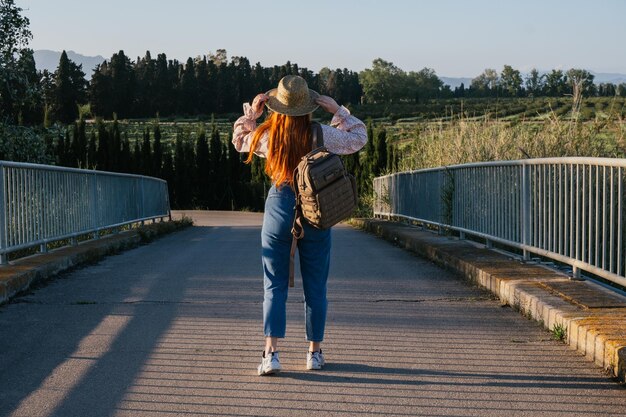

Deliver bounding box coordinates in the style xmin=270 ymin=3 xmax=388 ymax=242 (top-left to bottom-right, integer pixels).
xmin=315 ymin=95 xmax=340 ymax=114
xmin=251 ymin=93 xmax=270 ymax=116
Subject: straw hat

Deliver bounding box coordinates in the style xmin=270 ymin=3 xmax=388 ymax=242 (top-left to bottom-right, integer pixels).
xmin=265 ymin=75 xmax=319 ymax=116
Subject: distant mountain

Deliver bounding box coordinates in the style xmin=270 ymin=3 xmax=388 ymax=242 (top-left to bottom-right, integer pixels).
xmin=440 ymin=76 xmax=473 ymax=89
xmin=33 ymin=50 xmax=105 ymax=78
xmin=591 ymin=72 xmax=626 ymax=85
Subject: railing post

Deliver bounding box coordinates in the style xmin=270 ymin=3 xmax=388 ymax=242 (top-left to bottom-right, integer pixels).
xmin=438 ymin=170 xmax=444 ymax=235
xmin=92 ymin=172 xmax=99 ymax=239
xmin=0 ymin=165 xmax=7 ymax=264
xmin=521 ymin=164 xmax=531 ymax=261
xmin=39 ymin=170 xmax=47 ymax=254
xmin=140 ymin=177 xmax=146 ymax=220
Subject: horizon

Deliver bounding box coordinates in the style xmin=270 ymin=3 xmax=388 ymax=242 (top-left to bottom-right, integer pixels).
xmin=32 ymin=48 xmax=626 ymax=83
xmin=18 ymin=0 xmax=626 ymax=78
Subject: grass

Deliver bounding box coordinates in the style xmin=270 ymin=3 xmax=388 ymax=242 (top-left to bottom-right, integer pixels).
xmin=391 ymin=105 xmax=625 ymax=172
xmin=552 ymin=322 xmax=567 ymax=342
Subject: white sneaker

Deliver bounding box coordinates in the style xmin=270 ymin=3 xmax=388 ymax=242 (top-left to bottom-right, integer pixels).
xmin=258 ymin=351 xmax=281 ymax=376
xmin=306 ymin=350 xmax=325 ymax=370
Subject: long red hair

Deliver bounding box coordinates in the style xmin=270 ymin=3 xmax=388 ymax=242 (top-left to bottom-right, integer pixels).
xmin=245 ymin=112 xmax=312 ymax=187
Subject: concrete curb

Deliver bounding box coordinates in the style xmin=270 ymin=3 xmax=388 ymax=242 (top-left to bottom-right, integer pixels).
xmin=351 ymin=218 xmax=626 ymax=383
xmin=0 ymin=220 xmax=190 ymax=306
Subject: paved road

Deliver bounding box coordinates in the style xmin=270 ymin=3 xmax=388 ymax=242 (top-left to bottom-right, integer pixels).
xmin=1 ymin=211 xmax=625 ymax=417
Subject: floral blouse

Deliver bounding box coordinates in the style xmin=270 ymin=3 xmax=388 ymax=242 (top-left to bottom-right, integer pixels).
xmin=232 ymin=102 xmax=367 ymax=157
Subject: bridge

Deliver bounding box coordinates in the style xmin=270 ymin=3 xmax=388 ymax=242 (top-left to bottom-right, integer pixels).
xmin=1 ymin=161 xmax=625 ymax=416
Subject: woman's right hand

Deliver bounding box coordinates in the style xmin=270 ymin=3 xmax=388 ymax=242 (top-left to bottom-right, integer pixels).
xmin=251 ymin=94 xmax=270 ymax=116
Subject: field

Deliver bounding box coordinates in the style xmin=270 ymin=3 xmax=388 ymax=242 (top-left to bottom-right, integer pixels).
xmin=352 ymin=96 xmax=626 ymax=123
xmin=84 ymin=117 xmax=235 ymax=152
xmin=82 ymin=96 xmax=626 ymax=173
xmin=359 ymin=97 xmax=626 ymax=171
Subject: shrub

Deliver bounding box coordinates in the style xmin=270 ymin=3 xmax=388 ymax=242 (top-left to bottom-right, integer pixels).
xmin=0 ymin=123 xmax=53 ymax=164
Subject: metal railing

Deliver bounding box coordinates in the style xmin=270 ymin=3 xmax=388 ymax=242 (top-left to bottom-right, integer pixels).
xmin=373 ymin=157 xmax=626 ymax=288
xmin=0 ymin=161 xmax=171 ymax=263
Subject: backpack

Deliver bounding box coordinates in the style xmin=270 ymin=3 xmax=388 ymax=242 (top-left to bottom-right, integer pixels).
xmin=288 ymin=122 xmax=358 ymax=287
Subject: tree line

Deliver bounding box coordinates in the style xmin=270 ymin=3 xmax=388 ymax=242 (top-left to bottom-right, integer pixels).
xmin=459 ymin=66 xmax=625 ymax=99
xmin=3 ymin=46 xmax=363 ymax=125
xmin=11 ymin=50 xmax=626 ymax=127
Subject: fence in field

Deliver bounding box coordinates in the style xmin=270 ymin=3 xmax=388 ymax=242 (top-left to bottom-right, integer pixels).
xmin=0 ymin=161 xmax=170 ymax=263
xmin=373 ymin=157 xmax=626 ymax=288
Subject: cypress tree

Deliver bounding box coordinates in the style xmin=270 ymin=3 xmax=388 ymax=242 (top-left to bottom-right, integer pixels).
xmin=195 ymin=129 xmax=210 ymax=208
xmin=182 ymin=138 xmax=195 ymax=208
xmin=228 ymin=133 xmax=241 ymax=210
xmin=250 ymin=156 xmax=265 ymax=184
xmin=87 ymin=130 xmax=97 ymax=168
xmin=96 ymin=120 xmax=109 ymax=170
xmin=90 ymin=62 xmax=113 ymax=118
xmin=56 ymin=130 xmax=66 ymax=166
xmin=67 ymin=122 xmax=79 ymax=168
xmin=173 ymin=133 xmax=186 ymax=208
xmin=120 ymin=133 xmax=131 ymax=173
xmin=343 ymin=152 xmax=361 ymax=185
xmin=135 ymin=51 xmax=156 ymax=117
xmin=361 ymin=119 xmax=375 ymax=177
xmin=386 ymin=141 xmax=395 ymax=173
xmin=219 ymin=142 xmax=231 ymax=209
xmin=209 ymin=123 xmax=223 ymax=206
xmin=141 ymin=128 xmax=152 ymax=176
xmin=354 ymin=119 xmax=376 ymax=198
xmin=162 ymin=150 xmax=174 ymax=203
xmin=132 ymin=137 xmax=142 ymax=174
xmin=152 ymin=124 xmax=163 ymax=177
xmin=109 ymin=50 xmax=134 ymax=118
xmin=110 ymin=119 xmax=122 ymax=171
xmin=373 ymin=126 xmax=387 ymax=176
xmin=76 ymin=118 xmax=87 ymax=167
xmin=195 ymin=57 xmax=210 ymax=114
xmin=52 ymin=51 xmax=79 ymax=124
xmin=153 ymin=53 xmax=173 ymax=116
xmin=179 ymin=57 xmax=197 ymax=115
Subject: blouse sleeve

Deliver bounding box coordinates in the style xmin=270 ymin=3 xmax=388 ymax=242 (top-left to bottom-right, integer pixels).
xmin=232 ymin=102 xmax=268 ymax=157
xmin=320 ymin=106 xmax=367 ymax=155
xmin=233 ymin=103 xmax=366 ymax=157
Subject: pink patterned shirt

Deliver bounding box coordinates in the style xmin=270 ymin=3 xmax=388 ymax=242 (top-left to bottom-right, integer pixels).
xmin=232 ymin=103 xmax=367 ymax=157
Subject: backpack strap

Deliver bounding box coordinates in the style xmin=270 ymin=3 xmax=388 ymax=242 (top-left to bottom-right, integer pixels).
xmin=311 ymin=121 xmax=324 ymax=149
xmin=288 ymin=122 xmax=323 ymax=288
xmin=289 ymin=165 xmax=304 ymax=288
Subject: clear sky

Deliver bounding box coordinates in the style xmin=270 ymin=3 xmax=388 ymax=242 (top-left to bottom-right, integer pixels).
xmin=17 ymin=0 xmax=626 ymax=77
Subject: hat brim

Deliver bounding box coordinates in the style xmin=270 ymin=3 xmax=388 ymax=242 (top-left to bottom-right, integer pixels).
xmin=264 ymin=88 xmax=320 ymax=116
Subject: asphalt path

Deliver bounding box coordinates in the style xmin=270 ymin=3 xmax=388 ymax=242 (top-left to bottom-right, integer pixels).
xmin=0 ymin=211 xmax=625 ymax=417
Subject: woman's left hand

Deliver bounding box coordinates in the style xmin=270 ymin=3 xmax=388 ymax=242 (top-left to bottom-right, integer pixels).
xmin=251 ymin=94 xmax=270 ymax=116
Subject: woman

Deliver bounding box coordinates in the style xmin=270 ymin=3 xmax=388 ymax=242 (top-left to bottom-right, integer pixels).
xmin=232 ymin=75 xmax=367 ymax=375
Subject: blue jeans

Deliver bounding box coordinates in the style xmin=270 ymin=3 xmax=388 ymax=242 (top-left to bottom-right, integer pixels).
xmin=261 ymin=184 xmax=331 ymax=342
